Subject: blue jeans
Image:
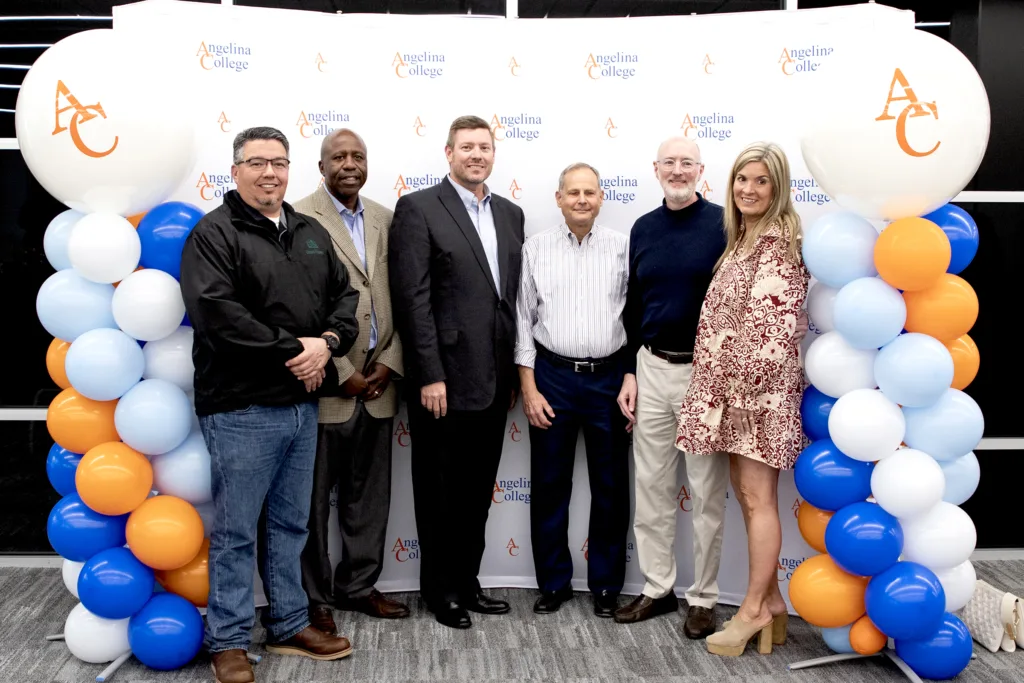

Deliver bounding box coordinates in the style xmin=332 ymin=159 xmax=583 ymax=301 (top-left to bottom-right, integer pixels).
xmin=199 ymin=402 xmax=318 ymax=652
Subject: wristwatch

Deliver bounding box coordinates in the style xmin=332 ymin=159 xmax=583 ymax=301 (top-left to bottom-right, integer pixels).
xmin=321 ymin=333 xmax=340 ymax=355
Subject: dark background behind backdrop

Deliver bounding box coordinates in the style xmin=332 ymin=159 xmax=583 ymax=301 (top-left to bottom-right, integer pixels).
xmin=1 ymin=0 xmax=1020 ymax=553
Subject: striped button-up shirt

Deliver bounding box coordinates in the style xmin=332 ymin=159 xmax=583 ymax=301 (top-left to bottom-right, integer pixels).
xmin=515 ymin=224 xmax=629 ymax=368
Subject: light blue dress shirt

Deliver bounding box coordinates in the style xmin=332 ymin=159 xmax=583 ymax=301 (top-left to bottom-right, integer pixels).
xmin=327 ymin=190 xmax=377 ymax=350
xmin=447 ymin=175 xmax=500 ymax=290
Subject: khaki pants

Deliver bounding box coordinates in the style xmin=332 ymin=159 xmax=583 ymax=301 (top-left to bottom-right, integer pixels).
xmin=632 ymin=347 xmax=729 ymax=608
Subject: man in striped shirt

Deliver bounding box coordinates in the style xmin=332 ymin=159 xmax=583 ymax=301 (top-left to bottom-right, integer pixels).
xmin=515 ymin=162 xmax=631 ymax=618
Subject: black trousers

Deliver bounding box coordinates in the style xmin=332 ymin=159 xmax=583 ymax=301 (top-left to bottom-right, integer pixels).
xmin=408 ymin=393 xmax=507 ymax=609
xmin=300 ymin=403 xmax=394 ymax=605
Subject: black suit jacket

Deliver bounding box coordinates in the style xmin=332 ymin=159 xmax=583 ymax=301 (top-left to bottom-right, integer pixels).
xmin=389 ymin=177 xmax=525 ymax=412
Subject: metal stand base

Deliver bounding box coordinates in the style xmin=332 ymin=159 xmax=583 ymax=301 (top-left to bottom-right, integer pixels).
xmin=787 ymin=648 xmax=924 ymax=683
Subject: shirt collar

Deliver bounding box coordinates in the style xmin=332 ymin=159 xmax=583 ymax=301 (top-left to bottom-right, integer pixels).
xmin=325 ymin=186 xmax=363 ymax=218
xmin=447 ymin=174 xmax=491 ymax=210
xmin=563 ymin=223 xmax=599 ymax=243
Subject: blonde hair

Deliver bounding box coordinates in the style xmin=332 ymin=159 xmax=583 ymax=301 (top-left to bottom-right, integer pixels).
xmin=718 ymin=141 xmax=802 ymax=270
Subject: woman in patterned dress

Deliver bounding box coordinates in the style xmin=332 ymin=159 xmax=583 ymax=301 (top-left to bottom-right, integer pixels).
xmin=675 ymin=142 xmax=809 ymax=657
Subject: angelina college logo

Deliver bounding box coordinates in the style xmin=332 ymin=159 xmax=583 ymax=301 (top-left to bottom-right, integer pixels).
xmin=681 ymin=112 xmax=734 ymax=141
xmin=394 ymin=173 xmax=444 ymax=198
xmin=392 ymin=537 xmax=419 ymax=562
xmin=296 ymin=110 xmax=351 ymax=139
xmin=584 ymin=52 xmax=638 ymax=80
xmin=876 ymin=68 xmax=940 ymax=158
xmin=791 ymin=178 xmax=830 ymax=206
xmin=490 ymin=113 xmax=542 ymax=142
xmin=52 ymin=81 xmax=118 ymax=158
xmin=778 ymin=45 xmax=833 ymax=75
xmin=196 ymin=171 xmax=235 ymax=201
xmin=493 ymin=478 xmax=530 ymax=504
xmin=196 ymin=41 xmax=251 ymax=72
xmin=601 ymin=175 xmax=637 ymax=204
xmin=393 ymin=51 xmax=445 ymax=79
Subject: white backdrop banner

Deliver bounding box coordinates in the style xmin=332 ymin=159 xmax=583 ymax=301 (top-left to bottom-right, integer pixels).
xmin=113 ymin=0 xmax=914 ymax=611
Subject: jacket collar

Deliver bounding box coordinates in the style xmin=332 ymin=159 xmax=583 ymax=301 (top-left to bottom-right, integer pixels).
xmin=223 ymin=189 xmax=303 ymax=235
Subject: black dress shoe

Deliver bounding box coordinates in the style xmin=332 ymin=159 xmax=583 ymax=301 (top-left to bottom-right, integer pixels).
xmin=534 ymin=587 xmax=574 ymax=614
xmin=462 ymin=591 xmax=511 ymax=615
xmin=593 ymin=590 xmax=619 ymax=618
xmin=432 ymin=601 xmax=472 ymax=629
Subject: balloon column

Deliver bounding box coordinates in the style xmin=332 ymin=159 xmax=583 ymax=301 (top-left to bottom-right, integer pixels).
xmin=792 ymin=29 xmax=988 ymax=681
xmin=18 ymin=28 xmax=208 ymax=674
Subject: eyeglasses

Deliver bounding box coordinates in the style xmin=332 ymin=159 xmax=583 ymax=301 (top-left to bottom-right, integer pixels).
xmin=239 ymin=157 xmax=290 ymax=171
xmin=657 ymin=158 xmax=701 ymax=171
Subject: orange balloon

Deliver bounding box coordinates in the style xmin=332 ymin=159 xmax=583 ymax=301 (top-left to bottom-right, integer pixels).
xmin=126 ymin=213 xmax=146 ymax=228
xmin=46 ymin=388 xmax=119 ymax=454
xmin=797 ymin=501 xmax=834 ymax=554
xmin=127 ymin=495 xmax=204 ymax=571
xmin=945 ymin=334 xmax=980 ymax=390
xmin=46 ymin=337 xmax=71 ymax=389
xmin=156 ymin=537 xmax=209 ymax=607
xmin=903 ymin=274 xmax=979 ymax=342
xmin=850 ymin=615 xmax=887 ymax=655
xmin=874 ymin=217 xmax=951 ymax=291
xmin=788 ymin=554 xmax=869 ymax=628
xmin=76 ymin=442 xmax=153 ymax=516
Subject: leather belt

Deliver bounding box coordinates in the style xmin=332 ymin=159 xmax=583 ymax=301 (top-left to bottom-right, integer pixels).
xmin=645 ymin=345 xmax=693 ymax=364
xmin=536 ymin=343 xmax=622 ymax=373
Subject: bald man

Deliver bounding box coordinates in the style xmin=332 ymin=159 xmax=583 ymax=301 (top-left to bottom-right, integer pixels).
xmin=295 ymin=129 xmax=409 ymax=634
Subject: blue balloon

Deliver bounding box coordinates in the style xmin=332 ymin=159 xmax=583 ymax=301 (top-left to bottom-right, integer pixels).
xmin=832 ymin=277 xmax=906 ymax=350
xmin=824 ymin=501 xmax=903 ymax=577
xmin=903 ymin=389 xmax=984 ymax=462
xmin=64 ymin=328 xmax=145 ymax=401
xmin=45 ymin=443 xmax=82 ymax=496
xmin=137 ymin=202 xmax=204 ymax=281
xmin=793 ymin=439 xmax=874 ymax=512
xmin=939 ymin=452 xmax=980 ymax=506
xmin=865 ymin=561 xmax=945 ymax=641
xmin=35 ymin=270 xmax=116 ymax=342
xmin=128 ymin=593 xmax=204 ymax=670
xmin=801 ymin=211 xmax=879 ymax=288
xmin=46 ymin=493 xmax=128 ymax=562
xmin=77 ymin=547 xmax=155 ymax=619
xmin=875 ymin=333 xmax=955 ymax=408
xmin=43 ymin=209 xmax=84 ymax=271
xmin=895 ymin=612 xmax=974 ymax=680
xmin=114 ymin=379 xmax=193 ymax=456
xmin=922 ymin=204 xmax=979 ymax=275
xmin=821 ymin=623 xmax=856 ymax=654
xmin=801 ymin=385 xmax=835 ymax=441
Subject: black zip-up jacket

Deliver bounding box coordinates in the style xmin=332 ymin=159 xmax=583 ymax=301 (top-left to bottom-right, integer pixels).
xmin=181 ymin=190 xmax=359 ymax=416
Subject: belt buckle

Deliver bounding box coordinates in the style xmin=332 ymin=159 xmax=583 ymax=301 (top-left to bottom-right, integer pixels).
xmin=573 ymin=360 xmax=594 ymax=373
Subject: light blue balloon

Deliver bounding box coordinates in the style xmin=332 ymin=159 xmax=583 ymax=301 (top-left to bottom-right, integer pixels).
xmin=833 ymin=277 xmax=906 ymax=350
xmin=939 ymin=452 xmax=980 ymax=506
xmin=43 ymin=209 xmax=85 ymax=271
xmin=65 ymin=328 xmax=145 ymax=401
xmin=821 ymin=624 xmax=856 ymax=654
xmin=875 ymin=333 xmax=955 ymax=408
xmin=35 ymin=270 xmax=117 ymax=342
xmin=903 ymin=389 xmax=984 ymax=463
xmin=114 ymin=379 xmax=192 ymax=456
xmin=802 ymin=211 xmax=879 ymax=288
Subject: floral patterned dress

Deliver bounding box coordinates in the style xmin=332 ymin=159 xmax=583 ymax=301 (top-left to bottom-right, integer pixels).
xmin=675 ymin=221 xmax=810 ymax=470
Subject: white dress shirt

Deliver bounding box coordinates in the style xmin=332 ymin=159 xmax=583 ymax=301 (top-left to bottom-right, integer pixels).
xmin=326 ymin=190 xmax=377 ymax=350
xmin=448 ymin=175 xmax=500 ymax=289
xmin=515 ymin=223 xmax=629 ymax=368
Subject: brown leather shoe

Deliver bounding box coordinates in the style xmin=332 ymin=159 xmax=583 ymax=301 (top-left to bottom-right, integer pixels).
xmin=613 ymin=593 xmax=678 ymax=623
xmin=337 ymin=588 xmax=410 ymax=619
xmin=265 ymin=625 xmax=352 ymax=660
xmin=309 ymin=605 xmax=337 ymax=635
xmin=210 ymin=649 xmax=254 ymax=683
xmin=684 ymin=605 xmax=717 ymax=639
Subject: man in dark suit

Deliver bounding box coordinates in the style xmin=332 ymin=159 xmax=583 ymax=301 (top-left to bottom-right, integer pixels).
xmin=389 ymin=115 xmax=525 ymax=629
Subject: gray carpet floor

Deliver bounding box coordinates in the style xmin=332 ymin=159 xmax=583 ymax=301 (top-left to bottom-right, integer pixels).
xmin=2 ymin=561 xmax=1023 ymax=682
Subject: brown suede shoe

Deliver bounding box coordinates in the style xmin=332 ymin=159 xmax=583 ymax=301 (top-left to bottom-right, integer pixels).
xmin=613 ymin=594 xmax=678 ymax=623
xmin=337 ymin=588 xmax=411 ymax=619
xmin=684 ymin=605 xmax=716 ymax=639
xmin=211 ymin=649 xmax=254 ymax=683
xmin=265 ymin=625 xmax=352 ymax=661
xmin=309 ymin=605 xmax=337 ymax=635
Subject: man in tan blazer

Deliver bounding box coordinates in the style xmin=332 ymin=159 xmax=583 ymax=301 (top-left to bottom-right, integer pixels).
xmin=294 ymin=128 xmax=409 ymax=634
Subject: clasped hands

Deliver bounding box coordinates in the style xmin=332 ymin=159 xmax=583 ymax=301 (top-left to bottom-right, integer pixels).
xmin=285 ymin=336 xmax=333 ymax=392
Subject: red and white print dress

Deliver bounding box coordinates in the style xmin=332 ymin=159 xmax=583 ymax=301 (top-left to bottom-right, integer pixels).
xmin=675 ymin=222 xmax=810 ymax=470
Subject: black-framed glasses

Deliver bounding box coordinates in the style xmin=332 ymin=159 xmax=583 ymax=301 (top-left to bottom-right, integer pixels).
xmin=240 ymin=157 xmax=290 ymax=171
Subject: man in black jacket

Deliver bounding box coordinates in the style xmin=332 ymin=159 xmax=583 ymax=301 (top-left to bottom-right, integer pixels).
xmin=389 ymin=115 xmax=525 ymax=629
xmin=180 ymin=126 xmax=359 ymax=683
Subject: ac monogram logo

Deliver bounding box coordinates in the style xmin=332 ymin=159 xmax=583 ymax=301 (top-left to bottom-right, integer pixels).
xmin=394 ymin=420 xmax=411 ymax=447
xmin=699 ymin=180 xmax=713 ymax=200
xmin=581 ymin=538 xmax=589 ymax=561
xmin=875 ymin=67 xmax=940 ymax=158
xmin=605 ymin=118 xmax=618 ymax=138
xmin=492 ymin=481 xmax=505 ymax=504
xmin=316 ymin=53 xmax=327 ymax=72
xmin=792 ymin=498 xmax=801 ymax=520
xmin=680 ymin=114 xmax=697 ymax=140
xmin=196 ymin=172 xmax=215 ymax=201
xmin=52 ymin=80 xmax=118 ymax=159
xmin=508 ymin=56 xmax=521 ymax=76
xmin=217 ymin=111 xmax=231 ymax=133
xmin=413 ymin=116 xmax=426 ymax=137
xmin=506 ymin=538 xmax=520 ymax=557
xmin=296 ymin=111 xmax=314 ymax=139
xmin=703 ymin=54 xmax=714 ymax=75
xmin=490 ymin=114 xmax=506 ymax=141
xmin=508 ymin=420 xmax=523 ymax=440
xmin=677 ymin=484 xmax=692 ymax=512
xmin=392 ymin=52 xmax=408 ymax=78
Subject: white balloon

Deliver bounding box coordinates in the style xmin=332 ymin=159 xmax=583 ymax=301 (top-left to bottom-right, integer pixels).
xmin=806 ymin=282 xmax=839 ymax=334
xmin=61 ymin=559 xmax=84 ymax=598
xmin=43 ymin=209 xmax=85 ymax=271
xmin=804 ymin=331 xmax=878 ymax=399
xmin=933 ymin=560 xmax=977 ymax=612
xmin=14 ymin=29 xmax=196 ymax=216
xmin=150 ymin=431 xmax=212 ymax=505
xmin=871 ymin=448 xmax=945 ymax=519
xmin=112 ymin=269 xmax=186 ymax=342
xmin=828 ymin=389 xmax=905 ymax=462
xmin=143 ymin=326 xmax=195 ymax=392
xmin=67 ymin=213 xmax=141 ymax=284
xmin=63 ymin=602 xmax=131 ymax=664
xmin=900 ymin=501 xmax=978 ymax=571
xmin=801 ymin=30 xmax=990 ymax=221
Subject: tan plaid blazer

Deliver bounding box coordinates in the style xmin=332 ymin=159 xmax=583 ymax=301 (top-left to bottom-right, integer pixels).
xmin=294 ymin=186 xmax=403 ymax=423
